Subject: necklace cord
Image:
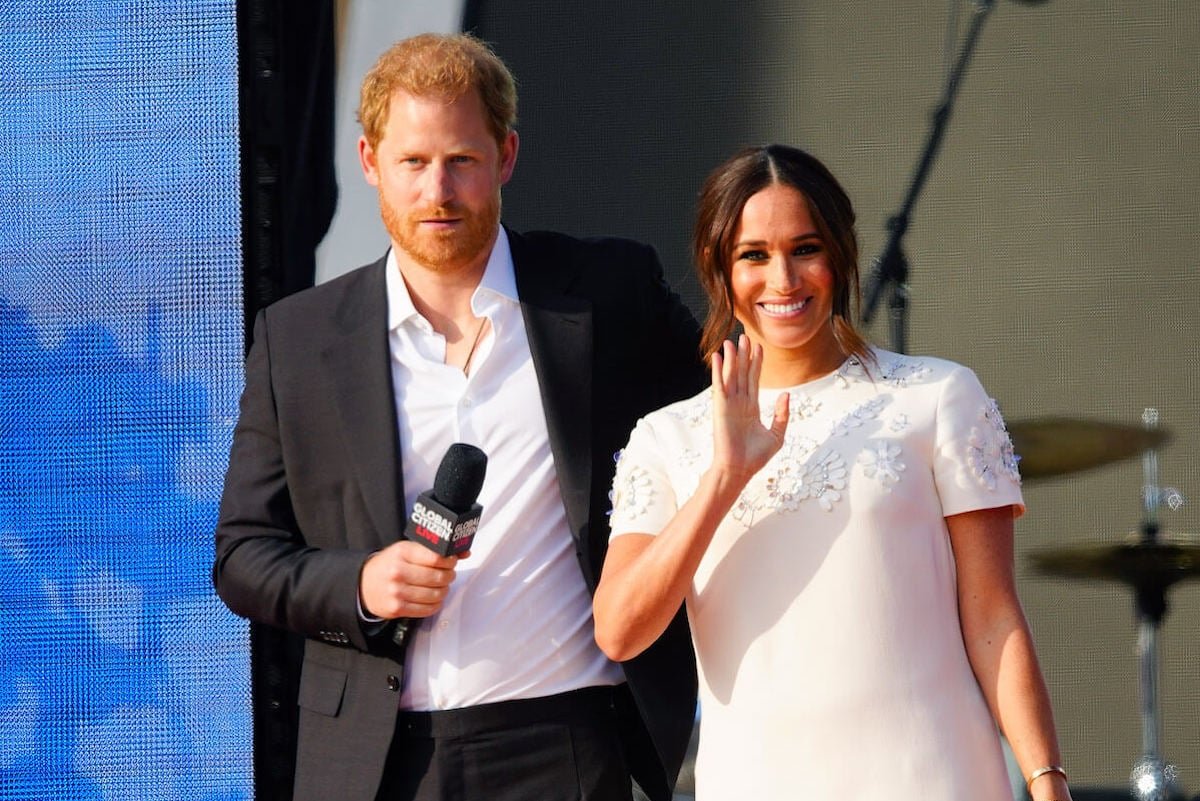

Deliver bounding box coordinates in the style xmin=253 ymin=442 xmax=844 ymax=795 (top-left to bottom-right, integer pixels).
xmin=462 ymin=317 xmax=487 ymax=376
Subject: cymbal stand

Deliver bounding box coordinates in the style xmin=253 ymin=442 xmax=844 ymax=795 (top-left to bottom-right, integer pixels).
xmin=1129 ymin=408 xmax=1183 ymax=801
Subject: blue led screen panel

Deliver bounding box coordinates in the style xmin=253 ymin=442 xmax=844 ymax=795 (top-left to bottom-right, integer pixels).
xmin=0 ymin=2 xmax=250 ymax=798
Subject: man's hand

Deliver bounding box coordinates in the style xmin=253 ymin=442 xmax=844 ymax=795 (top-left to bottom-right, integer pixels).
xmin=359 ymin=540 xmax=466 ymax=619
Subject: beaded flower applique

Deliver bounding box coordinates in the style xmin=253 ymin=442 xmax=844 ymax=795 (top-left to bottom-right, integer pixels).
xmin=967 ymin=398 xmax=1021 ymax=490
xmin=859 ymin=441 xmax=905 ymax=491
xmin=611 ymin=453 xmax=655 ymax=517
xmin=836 ymin=352 xmax=932 ymax=389
xmin=878 ymin=355 xmax=932 ymax=387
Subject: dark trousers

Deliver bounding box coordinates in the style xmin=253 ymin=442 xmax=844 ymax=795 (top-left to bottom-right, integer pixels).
xmin=376 ymin=685 xmax=633 ymax=801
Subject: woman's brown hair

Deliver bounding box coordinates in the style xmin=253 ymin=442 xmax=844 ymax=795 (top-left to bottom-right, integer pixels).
xmin=693 ymin=144 xmax=871 ymax=365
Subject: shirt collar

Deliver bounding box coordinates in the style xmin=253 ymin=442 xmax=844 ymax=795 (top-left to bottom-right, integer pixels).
xmin=475 ymin=227 xmax=519 ymax=310
xmin=385 ymin=228 xmax=518 ymax=332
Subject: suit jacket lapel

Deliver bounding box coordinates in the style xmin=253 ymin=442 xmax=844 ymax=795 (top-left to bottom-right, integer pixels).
xmin=322 ymin=258 xmax=405 ymax=549
xmin=509 ymin=230 xmax=594 ymax=538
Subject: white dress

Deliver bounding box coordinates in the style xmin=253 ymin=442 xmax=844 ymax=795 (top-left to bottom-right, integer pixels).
xmin=609 ymin=349 xmax=1024 ymax=801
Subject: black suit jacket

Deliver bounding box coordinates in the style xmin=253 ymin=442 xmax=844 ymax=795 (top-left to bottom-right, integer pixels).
xmin=214 ymin=229 xmax=706 ymax=801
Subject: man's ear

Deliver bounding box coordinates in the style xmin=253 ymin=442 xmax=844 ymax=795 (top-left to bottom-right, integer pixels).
xmin=358 ymin=135 xmax=381 ymax=187
xmin=498 ymin=130 xmax=519 ymax=185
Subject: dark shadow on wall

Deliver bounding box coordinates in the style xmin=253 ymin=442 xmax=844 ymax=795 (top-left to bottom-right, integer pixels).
xmin=465 ymin=0 xmax=804 ymax=320
xmin=237 ymin=2 xmax=338 ymax=799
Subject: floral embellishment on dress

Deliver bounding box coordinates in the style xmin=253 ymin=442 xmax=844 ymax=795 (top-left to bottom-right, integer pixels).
xmin=729 ymin=446 xmax=848 ymax=524
xmin=799 ymin=449 xmax=848 ymax=511
xmin=790 ymin=392 xmax=821 ymax=420
xmin=780 ymin=432 xmax=819 ymax=460
xmin=762 ymin=440 xmax=817 ymax=512
xmin=759 ymin=391 xmax=820 ymax=425
xmin=889 ymin=413 xmax=910 ymax=433
xmin=763 ymin=471 xmax=804 ymax=511
xmin=667 ymin=395 xmax=711 ymax=428
xmin=859 ymin=441 xmax=905 ymax=491
xmin=729 ymin=494 xmax=757 ymax=525
xmin=878 ymin=355 xmax=932 ymax=388
xmin=829 ymin=397 xmax=887 ymax=438
xmin=835 ymin=356 xmax=868 ymax=388
xmin=606 ymin=450 xmax=623 ymax=516
xmin=732 ymin=452 xmax=800 ymax=524
xmin=611 ymin=458 xmax=655 ymax=517
xmin=967 ymin=398 xmax=1021 ymax=490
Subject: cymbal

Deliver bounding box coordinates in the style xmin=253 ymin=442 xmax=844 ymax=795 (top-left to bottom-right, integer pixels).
xmin=1029 ymin=541 xmax=1200 ymax=590
xmin=1007 ymin=417 xmax=1171 ymax=480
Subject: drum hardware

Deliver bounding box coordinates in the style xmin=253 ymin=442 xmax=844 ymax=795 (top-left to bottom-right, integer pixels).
xmin=1028 ymin=409 xmax=1190 ymax=801
xmin=1008 ymin=416 xmax=1173 ymax=481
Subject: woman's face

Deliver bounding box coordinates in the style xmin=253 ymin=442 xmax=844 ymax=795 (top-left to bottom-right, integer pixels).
xmin=729 ymin=182 xmax=842 ymax=365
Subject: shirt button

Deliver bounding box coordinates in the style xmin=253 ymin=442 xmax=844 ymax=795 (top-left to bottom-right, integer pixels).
xmin=386 ymin=675 xmax=400 ymax=692
xmin=461 ymin=396 xmax=473 ymax=407
xmin=438 ymin=620 xmax=450 ymax=631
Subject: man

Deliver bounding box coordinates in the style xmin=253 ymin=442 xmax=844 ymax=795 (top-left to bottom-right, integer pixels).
xmin=214 ymin=33 xmax=705 ymax=801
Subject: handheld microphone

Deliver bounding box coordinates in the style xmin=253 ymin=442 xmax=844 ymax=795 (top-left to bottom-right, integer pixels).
xmin=404 ymin=442 xmax=487 ymax=557
xmin=391 ymin=443 xmax=487 ymax=652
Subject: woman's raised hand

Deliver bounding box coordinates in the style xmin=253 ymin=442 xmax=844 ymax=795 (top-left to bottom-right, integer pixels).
xmin=594 ymin=335 xmax=789 ymax=663
xmin=710 ymin=335 xmax=789 ymax=482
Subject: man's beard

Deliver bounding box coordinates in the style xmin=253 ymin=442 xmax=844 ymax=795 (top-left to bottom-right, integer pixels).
xmin=381 ymin=191 xmax=501 ymax=273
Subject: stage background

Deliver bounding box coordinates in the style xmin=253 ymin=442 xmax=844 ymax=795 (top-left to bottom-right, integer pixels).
xmin=2 ymin=0 xmax=1195 ymax=798
xmin=0 ymin=1 xmax=249 ymax=798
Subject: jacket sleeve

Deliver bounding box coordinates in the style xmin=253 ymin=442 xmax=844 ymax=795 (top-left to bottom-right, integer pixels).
xmin=642 ymin=246 xmax=708 ymax=408
xmin=212 ymin=310 xmax=374 ymax=652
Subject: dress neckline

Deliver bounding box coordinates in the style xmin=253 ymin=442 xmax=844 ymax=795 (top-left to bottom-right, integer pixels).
xmin=757 ymin=354 xmax=858 ymax=394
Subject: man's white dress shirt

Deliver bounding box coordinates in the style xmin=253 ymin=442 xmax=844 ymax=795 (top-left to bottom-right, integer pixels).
xmin=385 ymin=232 xmax=622 ymax=710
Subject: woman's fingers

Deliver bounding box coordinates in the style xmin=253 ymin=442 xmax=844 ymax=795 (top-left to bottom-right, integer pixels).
xmin=746 ymin=337 xmax=762 ymax=397
xmin=714 ymin=336 xmax=756 ymax=399
xmin=770 ymin=390 xmax=790 ymax=442
xmin=735 ymin=334 xmax=751 ymax=396
xmin=710 ymin=348 xmax=724 ymax=396
xmin=714 ymin=336 xmax=768 ymax=409
xmin=722 ymin=338 xmax=737 ymax=393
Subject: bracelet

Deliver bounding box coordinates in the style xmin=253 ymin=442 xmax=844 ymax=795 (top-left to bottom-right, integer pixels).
xmin=1026 ymin=765 xmax=1068 ymax=790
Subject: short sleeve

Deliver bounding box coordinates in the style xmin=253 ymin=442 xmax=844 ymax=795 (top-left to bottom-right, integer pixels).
xmin=933 ymin=366 xmax=1025 ymax=519
xmin=608 ymin=416 xmax=679 ymax=539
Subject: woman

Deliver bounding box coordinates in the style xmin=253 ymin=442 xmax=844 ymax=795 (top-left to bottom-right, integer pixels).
xmin=593 ymin=145 xmax=1072 ymax=801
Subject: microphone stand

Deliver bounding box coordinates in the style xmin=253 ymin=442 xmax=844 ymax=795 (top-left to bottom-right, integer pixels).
xmin=860 ymin=0 xmax=997 ymax=354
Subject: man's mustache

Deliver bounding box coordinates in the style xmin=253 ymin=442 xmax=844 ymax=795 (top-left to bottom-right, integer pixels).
xmin=410 ymin=205 xmax=465 ymax=220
